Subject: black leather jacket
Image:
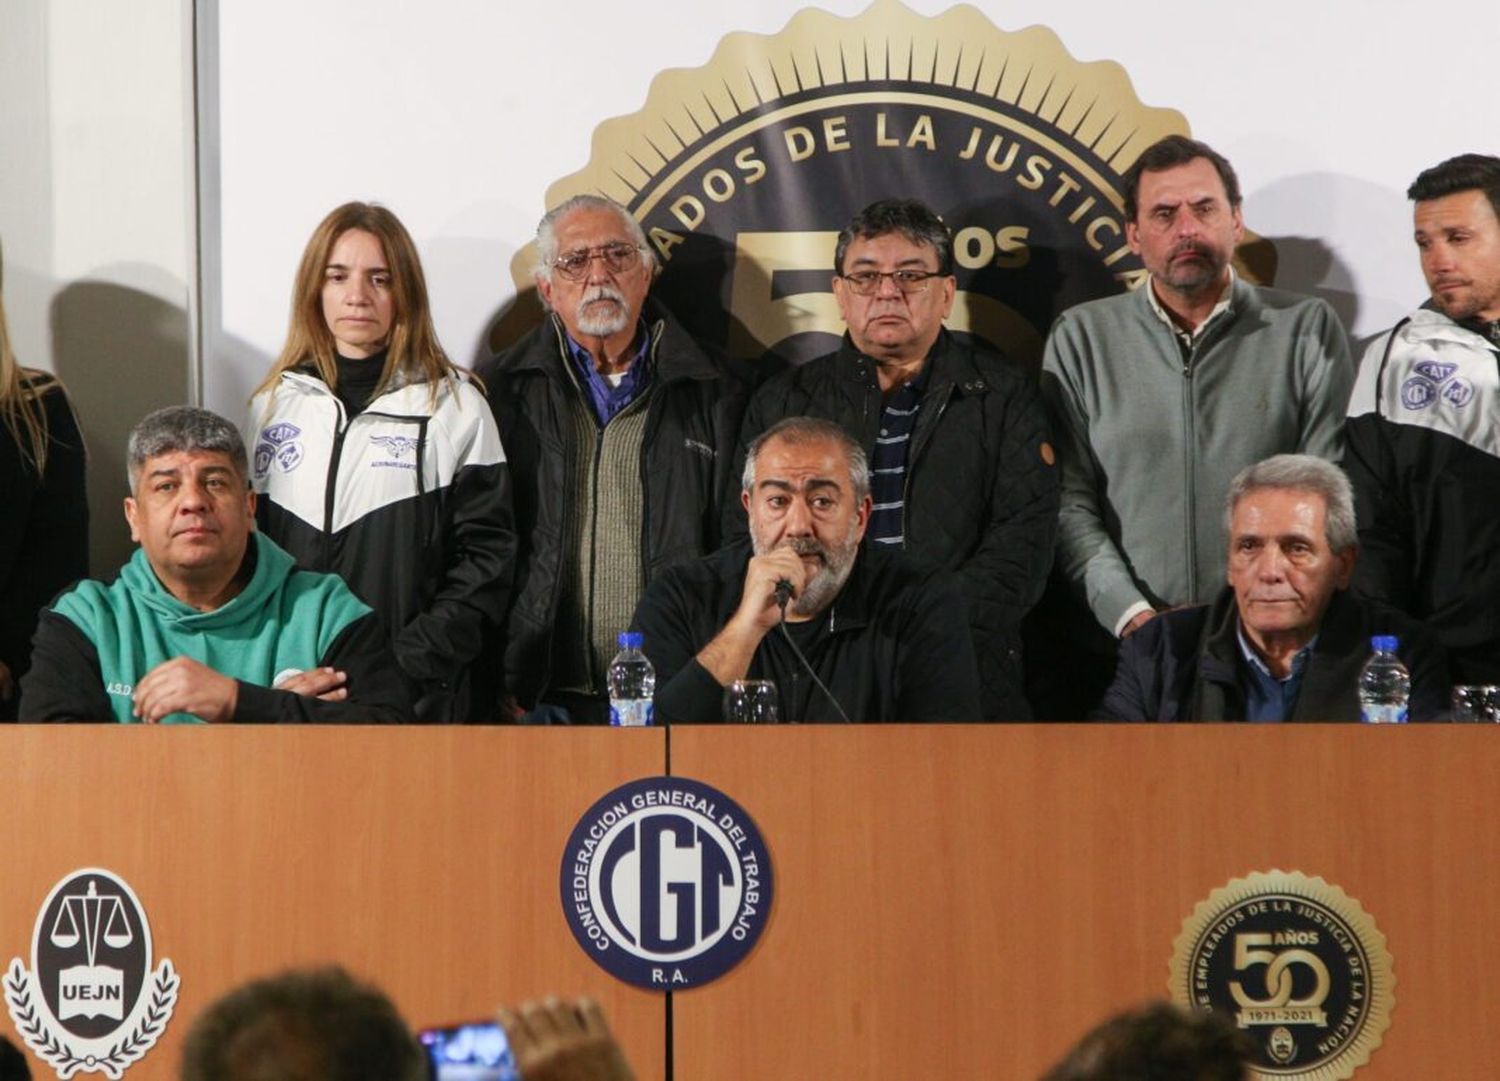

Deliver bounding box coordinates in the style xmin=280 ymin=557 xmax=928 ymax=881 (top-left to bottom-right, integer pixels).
xmin=480 ymin=302 xmax=750 ymax=707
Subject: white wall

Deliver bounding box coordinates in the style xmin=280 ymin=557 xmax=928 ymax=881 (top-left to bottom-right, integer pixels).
xmin=205 ymin=0 xmax=1497 ymax=423
xmin=0 ymin=0 xmax=195 ymax=572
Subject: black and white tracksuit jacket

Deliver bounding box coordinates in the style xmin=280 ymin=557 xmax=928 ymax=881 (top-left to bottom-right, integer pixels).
xmin=1344 ymin=307 xmax=1500 ymax=682
xmin=248 ymin=370 xmax=515 ymax=718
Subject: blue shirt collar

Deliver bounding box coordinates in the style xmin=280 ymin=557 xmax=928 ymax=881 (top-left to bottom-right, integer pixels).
xmin=565 ymin=322 xmax=651 ymax=426
xmin=1235 ymin=622 xmax=1317 ymax=723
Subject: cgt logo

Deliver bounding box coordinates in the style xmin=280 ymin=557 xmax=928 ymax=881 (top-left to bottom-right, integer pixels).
xmin=560 ymin=777 xmax=772 ymax=990
xmin=5 ymin=869 xmax=178 ymax=1078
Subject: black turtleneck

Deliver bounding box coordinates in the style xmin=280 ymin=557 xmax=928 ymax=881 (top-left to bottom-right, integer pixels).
xmin=334 ymin=349 xmax=388 ymax=417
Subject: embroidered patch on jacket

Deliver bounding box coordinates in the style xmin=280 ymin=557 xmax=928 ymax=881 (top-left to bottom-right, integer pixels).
xmin=254 ymin=423 xmax=304 ymax=477
xmin=1401 ymin=358 xmax=1475 ymax=412
xmin=369 ymin=434 xmax=420 ymax=470
xmin=1400 ymin=376 xmax=1437 ymax=410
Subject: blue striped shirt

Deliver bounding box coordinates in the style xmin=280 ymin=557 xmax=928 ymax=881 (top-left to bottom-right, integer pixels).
xmin=867 ymin=362 xmax=930 ymax=546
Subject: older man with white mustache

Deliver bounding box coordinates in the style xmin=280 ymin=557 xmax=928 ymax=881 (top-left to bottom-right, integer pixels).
xmin=482 ymin=195 xmax=751 ymax=724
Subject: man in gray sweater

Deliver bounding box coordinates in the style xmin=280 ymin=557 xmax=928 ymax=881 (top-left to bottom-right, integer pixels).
xmin=1038 ymin=135 xmax=1353 ymax=716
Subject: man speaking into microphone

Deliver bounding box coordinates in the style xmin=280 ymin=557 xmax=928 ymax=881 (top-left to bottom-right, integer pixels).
xmin=631 ymin=417 xmax=980 ymax=722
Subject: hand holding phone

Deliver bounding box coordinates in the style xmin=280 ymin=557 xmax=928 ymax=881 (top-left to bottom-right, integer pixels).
xmin=495 ymin=997 xmax=635 ymax=1081
xmin=419 ymin=1019 xmax=518 ymax=1081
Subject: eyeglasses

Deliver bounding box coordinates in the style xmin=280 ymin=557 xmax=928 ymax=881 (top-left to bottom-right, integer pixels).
xmin=552 ymin=243 xmax=644 ymax=281
xmin=838 ymin=269 xmax=945 ymax=295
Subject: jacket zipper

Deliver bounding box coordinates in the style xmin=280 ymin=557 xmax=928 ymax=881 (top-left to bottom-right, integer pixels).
xmin=581 ymin=322 xmax=666 ymax=692
xmin=636 ymin=320 xmax=667 ymax=582
xmin=321 ymin=399 xmax=350 ymax=568
xmin=1181 ymin=344 xmax=1198 ymax=602
xmin=902 ymin=387 xmax=951 ymax=543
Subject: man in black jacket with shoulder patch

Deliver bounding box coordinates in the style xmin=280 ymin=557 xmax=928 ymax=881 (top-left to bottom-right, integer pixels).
xmin=732 ymin=199 xmax=1057 ymax=719
xmin=1343 ymin=153 xmax=1500 ymax=684
xmin=1098 ymin=454 xmax=1446 ymax=722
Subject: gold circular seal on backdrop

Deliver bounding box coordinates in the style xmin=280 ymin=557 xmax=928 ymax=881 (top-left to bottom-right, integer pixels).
xmin=500 ymin=0 xmax=1221 ymax=363
xmin=1169 ymin=870 xmax=1394 ymax=1081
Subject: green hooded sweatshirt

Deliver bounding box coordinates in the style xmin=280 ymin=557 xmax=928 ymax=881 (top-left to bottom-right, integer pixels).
xmin=52 ymin=532 xmax=371 ymax=723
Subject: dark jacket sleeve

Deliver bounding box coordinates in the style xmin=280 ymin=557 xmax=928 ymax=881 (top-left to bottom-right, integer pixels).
xmin=953 ymin=371 xmax=1058 ymax=629
xmin=896 ymin=570 xmax=983 ymax=722
xmin=1093 ymin=624 xmax=1164 ymax=721
xmin=1 ymin=382 xmax=89 ymax=680
xmin=234 ymin=612 xmax=415 ymax=723
xmin=18 ymin=611 xmax=114 ymax=722
xmin=704 ymin=358 xmax=754 ymax=554
xmin=393 ymin=443 xmax=516 ymax=686
xmin=1343 ymin=412 xmax=1412 ymax=611
xmin=1401 ymin=618 xmax=1450 ymax=723
xmin=633 ymin=569 xmax=726 ymax=724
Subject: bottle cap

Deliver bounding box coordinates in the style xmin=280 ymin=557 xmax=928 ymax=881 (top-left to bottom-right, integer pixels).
xmin=1371 ymin=635 xmax=1398 ymax=652
xmin=618 ymin=630 xmax=643 ymax=649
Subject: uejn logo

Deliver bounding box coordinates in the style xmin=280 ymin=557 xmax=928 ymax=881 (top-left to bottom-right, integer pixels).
xmin=5 ymin=869 xmax=178 ymax=1079
xmin=561 ymin=777 xmax=773 ymax=990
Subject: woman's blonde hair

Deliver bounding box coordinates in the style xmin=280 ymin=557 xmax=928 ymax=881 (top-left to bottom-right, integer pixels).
xmin=255 ymin=202 xmax=468 ymax=403
xmin=0 ymin=289 xmax=54 ymax=475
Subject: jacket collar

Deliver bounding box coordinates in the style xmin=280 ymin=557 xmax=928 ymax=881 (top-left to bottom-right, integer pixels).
xmin=834 ymin=329 xmax=989 ymax=396
xmin=1197 ymin=587 xmax=1244 ymax=689
xmin=280 ymin=365 xmax=440 ymax=403
xmin=509 ymin=298 xmax=722 ymax=385
xmin=1132 ymin=272 xmax=1262 ymax=330
xmin=1198 ymin=585 xmax=1366 ymax=711
xmin=1402 ymin=306 xmax=1500 ymax=353
xmin=122 ymin=532 xmax=294 ymax=630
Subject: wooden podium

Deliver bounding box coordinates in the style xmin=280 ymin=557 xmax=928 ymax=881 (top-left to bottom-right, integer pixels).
xmin=3 ymin=725 xmax=1496 ymax=1079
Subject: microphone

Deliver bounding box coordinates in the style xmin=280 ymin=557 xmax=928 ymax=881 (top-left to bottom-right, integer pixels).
xmin=766 ymin=574 xmax=851 ymax=723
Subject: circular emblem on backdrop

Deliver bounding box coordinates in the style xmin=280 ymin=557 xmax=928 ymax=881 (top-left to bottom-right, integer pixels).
xmin=504 ymin=0 xmax=1278 ymax=370
xmin=560 ymin=777 xmax=772 ymax=990
xmin=1168 ymin=871 xmax=1393 ymax=1081
xmin=4 ymin=868 xmax=179 ymax=1078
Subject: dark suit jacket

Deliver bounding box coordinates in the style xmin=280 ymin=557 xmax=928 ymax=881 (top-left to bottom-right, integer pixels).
xmin=1096 ymin=586 xmax=1449 ymax=722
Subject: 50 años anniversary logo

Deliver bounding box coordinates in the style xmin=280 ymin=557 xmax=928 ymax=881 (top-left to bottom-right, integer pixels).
xmin=1170 ymin=870 xmax=1394 ymax=1081
xmin=509 ymin=0 xmax=1193 ymax=368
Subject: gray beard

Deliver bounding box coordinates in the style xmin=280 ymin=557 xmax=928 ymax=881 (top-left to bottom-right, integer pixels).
xmin=1157 ymin=242 xmax=1228 ymax=296
xmin=573 ymin=286 xmax=630 ymax=338
xmin=753 ymin=531 xmax=859 ymax=618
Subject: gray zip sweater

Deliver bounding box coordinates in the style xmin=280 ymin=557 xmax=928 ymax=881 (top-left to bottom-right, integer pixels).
xmin=1042 ymin=276 xmax=1353 ymax=635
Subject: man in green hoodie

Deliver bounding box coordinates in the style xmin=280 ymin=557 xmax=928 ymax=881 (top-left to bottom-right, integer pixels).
xmin=20 ymin=406 xmax=411 ymax=722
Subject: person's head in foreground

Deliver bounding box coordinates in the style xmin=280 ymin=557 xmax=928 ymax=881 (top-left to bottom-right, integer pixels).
xmin=1038 ymin=1001 xmax=1253 ymax=1081
xmin=179 ymin=966 xmax=424 ymax=1081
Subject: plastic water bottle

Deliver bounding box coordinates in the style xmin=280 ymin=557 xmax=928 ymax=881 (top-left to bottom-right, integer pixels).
xmin=607 ymin=631 xmax=655 ymax=727
xmin=1358 ymin=635 xmax=1410 ymax=724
